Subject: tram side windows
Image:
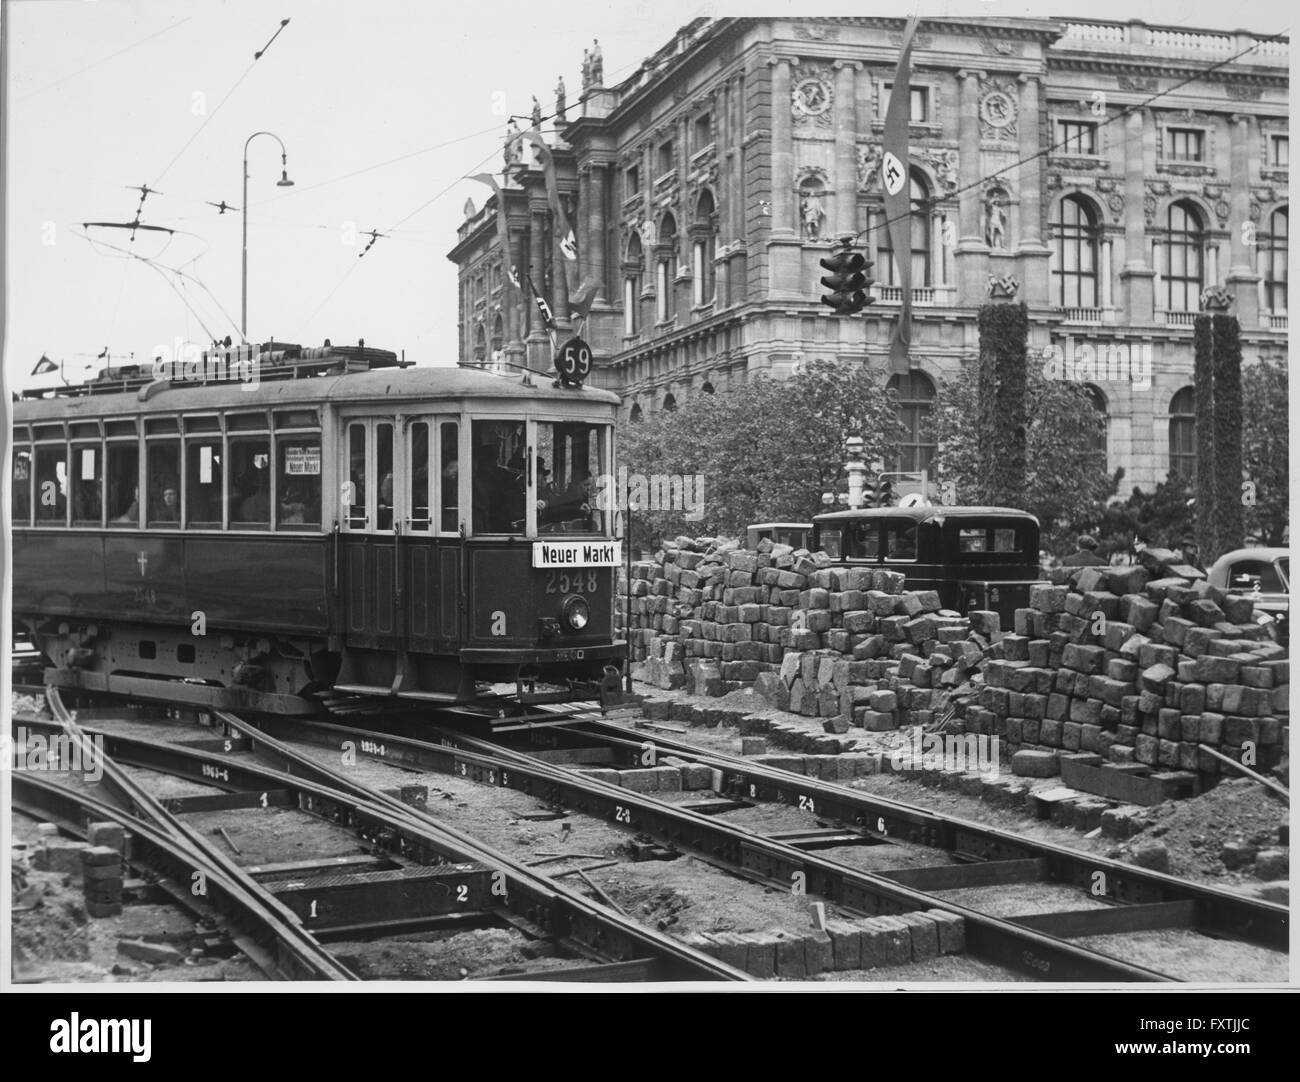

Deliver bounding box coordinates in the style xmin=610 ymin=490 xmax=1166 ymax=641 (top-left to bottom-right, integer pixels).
xmin=345 ymin=424 xmax=367 ymax=529
xmin=185 ymin=439 xmax=223 ymax=528
xmin=107 ymin=429 xmax=140 ymax=526
xmin=276 ymin=436 xmax=321 ymax=529
xmin=146 ymin=440 xmax=181 ymax=527
xmin=12 ymin=445 xmax=32 ymax=526
xmin=440 ymin=421 xmax=459 ymax=532
xmin=409 ymin=422 xmax=430 ymax=531
xmin=376 ymin=423 xmax=394 ymax=532
xmin=229 ymin=438 xmax=271 ymax=529
xmin=535 ymin=421 xmax=606 ymax=534
xmin=471 ymin=420 xmax=525 ymax=535
xmin=34 ymin=445 xmax=67 ymax=524
xmin=71 ymin=443 xmax=103 ymax=525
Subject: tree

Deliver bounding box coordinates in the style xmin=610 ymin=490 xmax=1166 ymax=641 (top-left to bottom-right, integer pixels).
xmin=928 ymin=349 xmax=1115 ymax=554
xmin=1242 ymin=357 xmax=1288 ymax=545
xmin=616 ymin=360 xmax=904 ymax=547
xmin=1093 ymin=474 xmax=1195 ymax=559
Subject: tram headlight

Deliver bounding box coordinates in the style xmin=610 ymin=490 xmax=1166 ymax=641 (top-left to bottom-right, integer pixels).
xmin=561 ymin=595 xmax=590 ymax=631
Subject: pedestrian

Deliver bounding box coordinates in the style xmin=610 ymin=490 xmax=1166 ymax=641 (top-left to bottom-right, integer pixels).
xmin=1060 ymin=533 xmax=1105 ymax=567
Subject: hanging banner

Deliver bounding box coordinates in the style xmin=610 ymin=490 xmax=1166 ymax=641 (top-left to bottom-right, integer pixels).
xmin=884 ymin=15 xmax=920 ymax=374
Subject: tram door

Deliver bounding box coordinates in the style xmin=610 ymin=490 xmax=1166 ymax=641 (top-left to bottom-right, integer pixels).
xmin=340 ymin=417 xmax=398 ymax=649
xmin=404 ymin=417 xmax=462 ymax=650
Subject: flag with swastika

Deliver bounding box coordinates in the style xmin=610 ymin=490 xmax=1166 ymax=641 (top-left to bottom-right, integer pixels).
xmin=883 ymin=15 xmax=919 ymax=374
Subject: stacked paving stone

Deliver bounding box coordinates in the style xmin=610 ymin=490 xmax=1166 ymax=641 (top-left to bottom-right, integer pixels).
xmin=619 ymin=537 xmax=1288 ymax=793
xmin=956 ymin=550 xmax=1289 ymax=784
xmin=619 ymin=535 xmax=994 ymax=735
xmin=678 ymin=907 xmax=965 ymax=978
xmin=82 ymin=821 xmax=127 ymax=918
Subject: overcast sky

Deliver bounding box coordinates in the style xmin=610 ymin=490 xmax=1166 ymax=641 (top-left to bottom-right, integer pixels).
xmin=2 ymin=0 xmax=1289 ymax=392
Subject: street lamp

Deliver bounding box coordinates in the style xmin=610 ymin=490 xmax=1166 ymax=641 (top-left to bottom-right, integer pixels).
xmin=241 ymin=131 xmax=294 ymax=340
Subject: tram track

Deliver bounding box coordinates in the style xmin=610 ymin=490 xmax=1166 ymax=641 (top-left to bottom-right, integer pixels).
xmin=10 ymin=692 xmax=748 ymax=983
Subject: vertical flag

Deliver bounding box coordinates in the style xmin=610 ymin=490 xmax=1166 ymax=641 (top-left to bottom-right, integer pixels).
xmin=520 ymin=131 xmax=581 ymax=300
xmin=883 ymin=15 xmax=919 ymax=374
xmin=470 ymin=172 xmax=523 ymax=309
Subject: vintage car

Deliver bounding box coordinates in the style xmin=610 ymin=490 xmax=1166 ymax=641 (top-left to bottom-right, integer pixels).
xmin=812 ymin=505 xmax=1047 ymax=623
xmin=746 ymin=522 xmax=813 ymax=550
xmin=1207 ymin=546 xmax=1289 ymax=637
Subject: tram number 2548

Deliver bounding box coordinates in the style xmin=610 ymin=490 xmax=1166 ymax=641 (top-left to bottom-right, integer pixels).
xmin=546 ymin=570 xmax=599 ymax=594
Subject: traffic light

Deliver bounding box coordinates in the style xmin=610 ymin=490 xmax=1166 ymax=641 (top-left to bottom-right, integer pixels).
xmin=819 ymin=240 xmax=874 ymax=315
xmin=876 ymin=477 xmax=895 ymax=507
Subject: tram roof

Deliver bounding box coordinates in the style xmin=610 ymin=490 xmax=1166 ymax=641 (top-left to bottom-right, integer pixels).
xmin=14 ymin=363 xmax=621 ymax=422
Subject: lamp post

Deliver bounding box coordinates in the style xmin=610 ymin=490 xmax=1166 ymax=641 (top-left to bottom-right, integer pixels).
xmin=241 ymin=131 xmax=294 ymax=340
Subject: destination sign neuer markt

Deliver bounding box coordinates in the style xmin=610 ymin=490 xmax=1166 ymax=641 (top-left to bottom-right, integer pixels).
xmin=532 ymin=541 xmax=622 ymax=568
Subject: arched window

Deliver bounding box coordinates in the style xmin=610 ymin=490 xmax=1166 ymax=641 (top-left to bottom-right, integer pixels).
xmin=692 ymin=191 xmax=716 ymax=308
xmin=629 ymin=403 xmax=643 ymax=423
xmin=876 ymin=170 xmax=931 ymax=288
xmin=490 ymin=314 xmax=504 ymax=359
xmin=623 ymin=233 xmax=643 ymax=337
xmin=1165 ymin=202 xmax=1204 ymax=312
xmin=1084 ymin=383 xmax=1108 ymax=470
xmin=662 ymin=392 xmax=677 ymax=412
xmin=472 ymin=324 xmax=486 ymax=365
xmin=1168 ymin=386 xmax=1196 ymax=480
xmin=1052 ymin=195 xmax=1099 ymax=308
xmin=700 ymin=381 xmax=715 ymax=395
xmin=886 ymin=371 xmax=937 ymax=474
xmin=1260 ymin=207 xmax=1288 ymax=314
xmin=656 ymin=213 xmax=678 ymax=324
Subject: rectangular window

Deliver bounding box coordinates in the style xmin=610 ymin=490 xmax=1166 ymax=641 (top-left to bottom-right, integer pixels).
xmin=626 ymin=164 xmax=640 ymax=196
xmin=146 ymin=440 xmax=181 ymax=527
xmin=345 ymin=424 xmax=367 ymax=530
xmin=819 ymin=528 xmax=843 ymax=561
xmin=71 ymin=443 xmax=103 ymax=525
xmin=277 ymin=437 xmax=321 ymax=529
xmin=186 ymin=439 xmax=223 ymax=528
xmin=993 ymin=528 xmax=1020 ymax=554
xmin=409 ymin=422 xmax=431 ymax=531
xmin=107 ymin=444 xmax=140 ymax=526
xmin=693 ymin=112 xmax=711 ymax=152
xmin=440 ymin=421 xmax=460 ymax=533
xmin=658 ymin=140 xmax=674 ymax=176
xmin=376 ymin=423 xmax=394 ymax=532
xmin=1166 ymin=128 xmax=1204 ymax=162
xmin=34 ymin=446 xmax=67 ymax=524
xmin=536 ymin=421 xmax=608 ymax=535
xmin=1058 ymin=120 xmax=1096 ymax=155
xmin=882 ymin=84 xmax=929 ymax=123
xmin=886 ymin=525 xmax=919 ymax=560
xmin=228 ymin=437 xmax=271 ymax=528
xmin=1271 ymin=134 xmax=1289 ymax=168
xmin=12 ymin=447 xmax=32 ymax=526
xmin=472 ymin=419 xmax=526 ymax=535
xmin=848 ymin=522 xmax=881 ymax=560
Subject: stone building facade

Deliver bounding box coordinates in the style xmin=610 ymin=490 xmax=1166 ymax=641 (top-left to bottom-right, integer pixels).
xmin=447 ymin=16 xmax=1288 ymax=497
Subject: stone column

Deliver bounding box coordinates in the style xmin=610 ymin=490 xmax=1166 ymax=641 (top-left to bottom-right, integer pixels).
xmin=1119 ymin=109 xmax=1155 ymax=324
xmin=1100 ymin=238 xmax=1113 ymax=310
xmin=953 ymin=70 xmax=988 ymax=301
xmin=769 ymin=57 xmax=795 ymax=237
xmin=1016 ymin=73 xmax=1051 ymax=306
xmin=1225 ymin=114 xmax=1262 ymax=327
xmin=833 ymin=60 xmax=859 ymax=238
xmin=588 ymin=162 xmax=607 ymax=302
xmin=505 ymin=225 xmax=526 ymax=366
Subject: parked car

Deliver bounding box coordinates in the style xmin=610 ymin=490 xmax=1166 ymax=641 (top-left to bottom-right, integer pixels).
xmin=812 ymin=505 xmax=1047 ymax=624
xmin=1206 ymin=547 xmax=1289 ymax=638
xmin=746 ymin=522 xmax=812 ymax=550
